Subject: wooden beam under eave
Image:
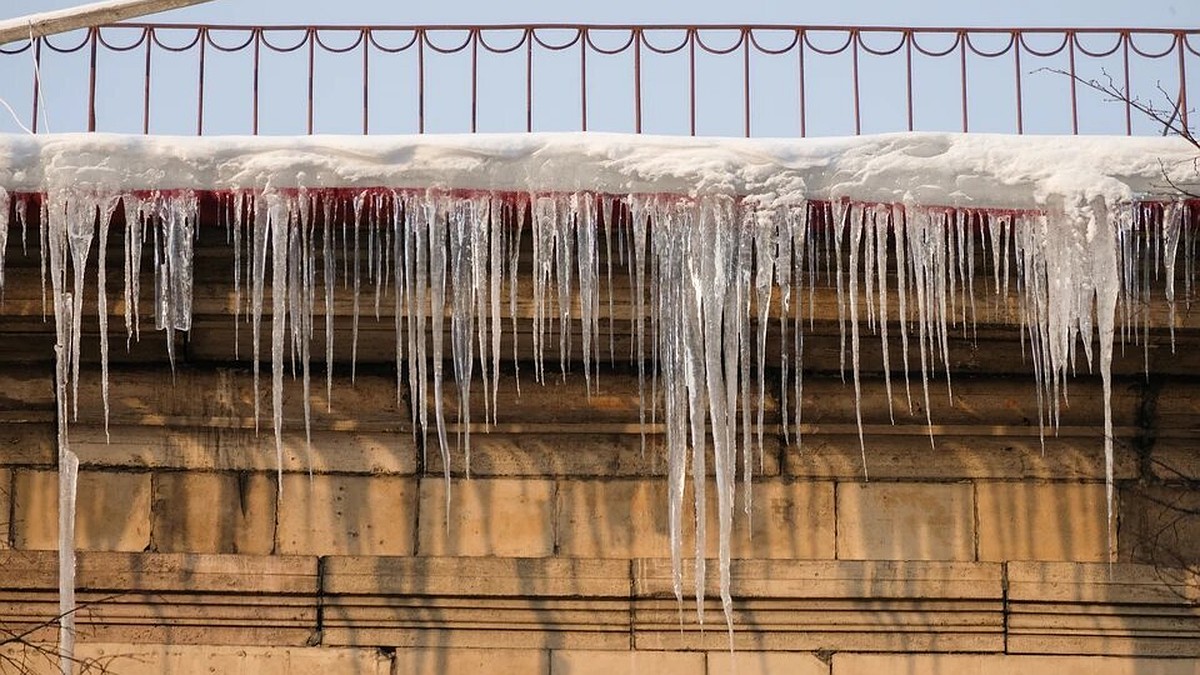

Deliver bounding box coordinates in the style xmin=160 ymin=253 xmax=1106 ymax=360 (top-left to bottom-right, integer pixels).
xmin=0 ymin=0 xmax=215 ymax=46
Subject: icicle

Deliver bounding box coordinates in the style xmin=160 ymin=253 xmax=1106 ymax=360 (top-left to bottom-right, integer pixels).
xmin=873 ymin=207 xmax=895 ymax=423
xmin=508 ymin=198 xmax=526 ymax=396
xmin=752 ymin=207 xmax=776 ymax=507
xmin=427 ymin=195 xmax=452 ymax=506
xmin=393 ymin=193 xmax=406 ymax=415
xmin=351 ymin=193 xmax=365 ymax=383
xmin=576 ymin=193 xmax=600 ymax=393
xmin=122 ymin=196 xmax=144 ymax=347
xmin=250 ymin=194 xmax=269 ymax=433
xmin=65 ymin=196 xmax=96 ymax=421
xmin=846 ymin=204 xmax=869 ymax=478
xmin=269 ymin=194 xmax=290 ymax=499
xmin=894 ymin=206 xmax=912 ymax=412
xmin=603 ymin=196 xmax=616 ymax=365
xmin=532 ymin=196 xmax=556 ymax=385
xmin=555 ymin=195 xmax=575 ymax=379
xmin=1162 ymin=202 xmax=1182 ymax=351
xmin=0 ymin=187 xmax=9 ymax=296
xmin=46 ymin=191 xmax=79 ymax=675
xmin=297 ymin=193 xmax=316 ymax=474
xmin=323 ymin=197 xmax=336 ymax=411
xmin=96 ymin=197 xmax=116 ymax=440
xmin=489 ymin=197 xmax=503 ymax=426
xmin=233 ymin=193 xmax=244 ymax=360
xmin=630 ymin=196 xmax=649 ymax=456
xmin=448 ymin=197 xmax=479 ymax=472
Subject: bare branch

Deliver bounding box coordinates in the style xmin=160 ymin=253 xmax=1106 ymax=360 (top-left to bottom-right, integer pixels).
xmin=1034 ymin=66 xmax=1199 ymax=150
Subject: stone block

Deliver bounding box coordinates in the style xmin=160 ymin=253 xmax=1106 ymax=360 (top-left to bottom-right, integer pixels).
xmin=557 ymin=478 xmax=833 ymax=561
xmin=0 ymin=468 xmax=9 ymax=548
xmin=277 ymin=473 xmax=416 ymax=556
xmin=393 ymin=648 xmax=549 ymax=675
xmin=151 ymin=471 xmax=277 ymax=554
xmin=711 ymin=480 xmax=835 ymax=560
xmin=832 ymin=654 xmax=1200 ymax=675
xmin=12 ymin=469 xmax=151 ymax=551
xmin=1120 ymin=484 xmax=1200 ymax=567
xmin=418 ymin=477 xmax=555 ymax=557
xmin=836 ymin=482 xmax=974 ymax=561
xmin=976 ymin=481 xmax=1107 ymax=562
xmin=556 ymin=479 xmax=674 ymax=558
xmin=789 ymin=434 xmax=1137 ymax=481
xmin=549 ymin=650 xmax=706 ymax=675
xmin=707 ymin=651 xmax=829 ymax=675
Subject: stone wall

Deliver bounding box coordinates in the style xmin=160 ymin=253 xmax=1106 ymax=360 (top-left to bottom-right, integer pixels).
xmin=2 ymin=211 xmax=1199 ymax=674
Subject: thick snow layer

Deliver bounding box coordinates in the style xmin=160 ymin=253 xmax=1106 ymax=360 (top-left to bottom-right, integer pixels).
xmin=1 ymin=131 xmax=1196 ymax=208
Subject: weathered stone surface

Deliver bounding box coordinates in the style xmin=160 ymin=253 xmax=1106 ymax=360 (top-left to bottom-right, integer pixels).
xmin=0 ymin=422 xmax=55 ymax=467
xmin=276 ymin=474 xmax=416 ymax=556
xmin=73 ymin=426 xmax=417 ymax=474
xmin=707 ymin=651 xmax=829 ymax=675
xmin=0 ymin=550 xmax=320 ymax=646
xmin=424 ymin=370 xmax=779 ymax=479
xmin=0 ymin=468 xmax=9 ymax=549
xmin=418 ymin=477 xmax=555 ymax=557
xmin=977 ymin=481 xmax=1108 ymax=562
xmin=426 ymin=431 xmax=783 ymax=478
xmin=323 ymin=557 xmax=631 ymax=650
xmin=151 ymin=471 xmax=276 ymax=554
xmin=633 ymin=559 xmax=1004 ymax=652
xmin=1007 ymin=562 xmax=1200 ymax=657
xmin=393 ymin=648 xmax=549 ymax=675
xmin=557 ymin=478 xmax=834 ymax=560
xmin=1120 ymin=484 xmax=1200 ymax=567
xmin=324 ymin=556 xmax=631 ymax=597
xmin=789 ymin=434 xmax=1138 ymax=481
xmin=12 ymin=469 xmax=151 ymax=551
xmin=69 ymin=367 xmax=416 ymax=474
xmin=704 ymin=480 xmax=835 ymax=560
xmin=556 ymin=479 xmax=674 ymax=558
xmin=549 ymin=650 xmax=706 ymax=675
xmin=836 ymin=482 xmax=975 ymax=561
xmin=0 ymin=644 xmax=391 ymax=675
xmin=832 ymin=654 xmax=1200 ymax=675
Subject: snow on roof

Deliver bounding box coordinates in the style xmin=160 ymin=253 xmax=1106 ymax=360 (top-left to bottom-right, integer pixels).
xmin=1 ymin=131 xmax=1195 ymax=208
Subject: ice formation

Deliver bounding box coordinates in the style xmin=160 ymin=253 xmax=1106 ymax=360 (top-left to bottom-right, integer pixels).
xmin=0 ymin=131 xmax=1197 ymax=663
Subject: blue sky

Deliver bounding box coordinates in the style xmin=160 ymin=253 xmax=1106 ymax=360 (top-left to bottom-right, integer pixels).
xmin=1 ymin=1 xmax=1198 ymax=137
xmin=6 ymin=0 xmax=1195 ymax=28
xmin=21 ymin=0 xmax=1200 ymax=29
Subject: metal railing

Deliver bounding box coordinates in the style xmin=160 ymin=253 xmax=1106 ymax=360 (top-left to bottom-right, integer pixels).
xmin=1 ymin=24 xmax=1197 ymax=137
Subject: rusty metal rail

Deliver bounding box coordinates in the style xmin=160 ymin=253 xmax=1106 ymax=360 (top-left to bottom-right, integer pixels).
xmin=1 ymin=24 xmax=1197 ymax=136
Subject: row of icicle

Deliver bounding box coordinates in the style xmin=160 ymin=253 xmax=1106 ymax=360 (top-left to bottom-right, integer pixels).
xmin=0 ymin=186 xmax=1194 ymax=671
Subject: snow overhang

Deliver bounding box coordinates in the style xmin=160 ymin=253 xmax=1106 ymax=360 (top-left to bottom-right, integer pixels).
xmin=1 ymin=131 xmax=1196 ymax=209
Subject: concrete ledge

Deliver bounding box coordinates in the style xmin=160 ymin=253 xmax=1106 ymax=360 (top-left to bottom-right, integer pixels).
xmin=0 ymin=552 xmax=1197 ymax=658
xmin=832 ymin=654 xmax=1200 ymax=675
xmin=0 ymin=644 xmax=392 ymax=675
xmin=0 ymin=551 xmax=319 ymax=646
xmin=633 ymin=559 xmax=1005 ymax=651
xmin=1007 ymin=562 xmax=1200 ymax=657
xmin=322 ymin=556 xmax=632 ymax=650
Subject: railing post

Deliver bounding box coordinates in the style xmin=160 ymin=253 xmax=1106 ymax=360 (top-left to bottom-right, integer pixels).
xmin=87 ymin=27 xmax=98 ymax=132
